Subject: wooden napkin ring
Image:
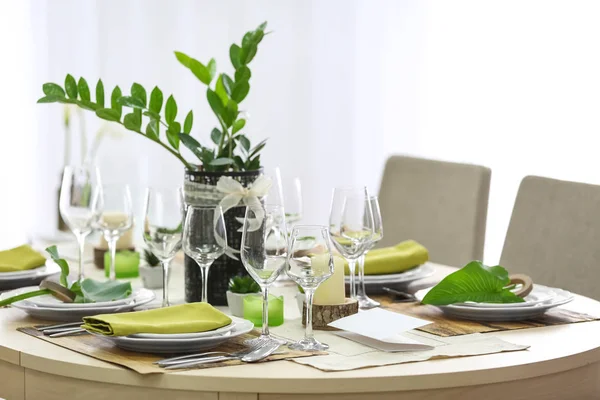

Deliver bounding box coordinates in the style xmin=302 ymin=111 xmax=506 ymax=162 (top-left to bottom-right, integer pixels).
xmin=39 ymin=279 xmax=76 ymax=303
xmin=509 ymin=274 xmax=533 ymax=298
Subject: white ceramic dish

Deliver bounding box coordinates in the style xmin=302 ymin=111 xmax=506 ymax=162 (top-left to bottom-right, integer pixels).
xmin=456 ymin=285 xmax=556 ymax=308
xmin=27 ymin=293 xmax=133 ymax=309
xmin=344 ymin=264 xmax=435 ymax=285
xmin=1 ymin=287 xmax=155 ymax=322
xmin=128 ymin=321 xmax=237 ymax=339
xmin=415 ymin=285 xmax=574 ymax=321
xmin=0 ymin=261 xmax=60 ymax=281
xmin=91 ymin=318 xmax=254 ymax=354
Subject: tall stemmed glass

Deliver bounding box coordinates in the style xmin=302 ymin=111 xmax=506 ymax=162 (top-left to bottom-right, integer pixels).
xmin=182 ymin=206 xmax=227 ymax=303
xmin=59 ymin=165 xmax=102 ymax=282
xmin=92 ymin=184 xmax=133 ymax=281
xmin=356 ymin=196 xmax=384 ymax=309
xmin=287 ymin=225 xmax=334 ymax=351
xmin=265 ymin=167 xmax=303 ymax=227
xmin=241 ymin=204 xmax=288 ymax=344
xmin=329 ymin=187 xmax=374 ymax=299
xmin=143 ymin=188 xmax=183 ymax=307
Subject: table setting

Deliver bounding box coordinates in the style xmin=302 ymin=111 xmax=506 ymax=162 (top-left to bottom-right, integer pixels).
xmin=2 ymin=19 xmax=600 ymax=400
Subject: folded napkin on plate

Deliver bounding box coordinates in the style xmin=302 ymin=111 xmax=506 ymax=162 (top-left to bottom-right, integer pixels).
xmin=82 ymin=303 xmax=232 ymax=336
xmin=344 ymin=240 xmax=429 ymax=275
xmin=0 ymin=245 xmax=46 ymax=272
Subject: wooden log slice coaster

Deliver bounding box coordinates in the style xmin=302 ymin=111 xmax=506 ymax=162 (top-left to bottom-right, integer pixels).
xmin=302 ymin=298 xmax=358 ymax=330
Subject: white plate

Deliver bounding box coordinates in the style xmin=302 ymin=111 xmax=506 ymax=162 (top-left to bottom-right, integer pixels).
xmin=91 ymin=318 xmax=254 ymax=354
xmin=456 ymin=285 xmax=556 ymax=308
xmin=27 ymin=293 xmax=133 ymax=309
xmin=128 ymin=321 xmax=237 ymax=339
xmin=1 ymin=287 xmax=155 ymax=322
xmin=415 ymin=285 xmax=574 ymax=321
xmin=344 ymin=264 xmax=435 ymax=285
xmin=0 ymin=261 xmax=59 ymax=281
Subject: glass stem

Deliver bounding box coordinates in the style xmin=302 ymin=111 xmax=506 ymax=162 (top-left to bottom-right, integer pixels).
xmin=347 ymin=258 xmax=357 ymax=299
xmin=262 ymin=285 xmax=270 ymax=336
xmin=107 ymin=236 xmax=117 ymax=281
xmin=304 ymin=288 xmax=315 ymax=341
xmin=76 ymin=232 xmax=87 ymax=282
xmin=161 ymin=259 xmax=170 ymax=307
xmin=357 ymin=253 xmax=367 ymax=299
xmin=199 ymin=263 xmax=211 ymax=303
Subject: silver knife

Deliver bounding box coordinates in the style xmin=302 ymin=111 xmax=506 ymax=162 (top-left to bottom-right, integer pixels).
xmin=241 ymin=342 xmax=281 ymax=363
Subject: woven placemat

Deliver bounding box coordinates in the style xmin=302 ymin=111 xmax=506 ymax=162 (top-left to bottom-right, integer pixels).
xmin=18 ymin=326 xmax=324 ymax=374
xmin=374 ymin=296 xmax=600 ymax=337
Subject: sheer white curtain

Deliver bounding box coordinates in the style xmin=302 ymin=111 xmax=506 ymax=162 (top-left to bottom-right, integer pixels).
xmin=3 ymin=0 xmax=600 ymax=262
xmin=0 ymin=0 xmax=35 ymax=248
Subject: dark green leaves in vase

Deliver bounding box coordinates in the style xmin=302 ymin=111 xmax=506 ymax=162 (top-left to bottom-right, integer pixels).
xmin=37 ymin=21 xmax=270 ymax=172
xmin=421 ymin=261 xmax=525 ymax=305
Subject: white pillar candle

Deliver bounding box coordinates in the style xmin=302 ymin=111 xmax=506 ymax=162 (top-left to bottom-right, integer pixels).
xmin=98 ymin=212 xmax=134 ymax=250
xmin=314 ymin=255 xmax=346 ymax=305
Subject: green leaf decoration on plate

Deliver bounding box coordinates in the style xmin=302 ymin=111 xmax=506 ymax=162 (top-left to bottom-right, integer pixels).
xmin=78 ymin=279 xmax=132 ymax=303
xmin=421 ymin=261 xmax=525 ymax=305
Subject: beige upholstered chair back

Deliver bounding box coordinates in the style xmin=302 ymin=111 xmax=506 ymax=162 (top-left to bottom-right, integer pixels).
xmin=500 ymin=176 xmax=600 ymax=300
xmin=377 ymin=155 xmax=491 ymax=266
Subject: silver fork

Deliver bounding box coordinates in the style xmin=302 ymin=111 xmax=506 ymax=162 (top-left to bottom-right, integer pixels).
xmin=158 ymin=341 xmax=269 ymax=368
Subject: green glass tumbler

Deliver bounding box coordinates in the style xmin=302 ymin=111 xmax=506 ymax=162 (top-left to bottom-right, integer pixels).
xmin=104 ymin=250 xmax=140 ymax=279
xmin=243 ymin=294 xmax=284 ymax=327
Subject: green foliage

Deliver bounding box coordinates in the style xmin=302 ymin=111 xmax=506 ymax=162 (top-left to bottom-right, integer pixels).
xmin=228 ymin=275 xmax=260 ymax=294
xmin=421 ymin=261 xmax=526 ymax=305
xmin=143 ymin=249 xmax=161 ymax=267
xmin=37 ymin=22 xmax=270 ymax=172
xmin=0 ymin=247 xmax=133 ymax=306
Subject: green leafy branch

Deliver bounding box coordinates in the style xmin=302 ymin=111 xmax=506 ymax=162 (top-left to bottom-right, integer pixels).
xmin=174 ymin=21 xmax=269 ymax=172
xmin=38 ymin=77 xmax=194 ymax=170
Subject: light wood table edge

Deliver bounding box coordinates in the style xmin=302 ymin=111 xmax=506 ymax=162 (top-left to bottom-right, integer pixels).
xmin=14 ymin=344 xmax=600 ymax=394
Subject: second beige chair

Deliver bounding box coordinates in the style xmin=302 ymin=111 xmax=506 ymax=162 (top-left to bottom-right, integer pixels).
xmin=500 ymin=175 xmax=600 ymax=300
xmin=378 ymin=155 xmax=491 ymax=267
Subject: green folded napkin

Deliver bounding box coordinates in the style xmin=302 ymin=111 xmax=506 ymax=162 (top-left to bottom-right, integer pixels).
xmin=344 ymin=240 xmax=429 ymax=275
xmin=0 ymin=245 xmax=46 ymax=273
xmin=82 ymin=303 xmax=232 ymax=336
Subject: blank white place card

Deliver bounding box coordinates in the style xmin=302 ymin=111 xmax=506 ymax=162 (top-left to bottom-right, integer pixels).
xmin=328 ymin=308 xmax=433 ymax=352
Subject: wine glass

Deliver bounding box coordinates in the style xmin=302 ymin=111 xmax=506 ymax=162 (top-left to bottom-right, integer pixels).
xmin=143 ymin=187 xmax=183 ymax=307
xmin=59 ymin=165 xmax=102 ymax=282
xmin=182 ymin=206 xmax=227 ymax=303
xmin=264 ymin=167 xmax=303 ymax=227
xmin=91 ymin=184 xmax=133 ymax=281
xmin=240 ymin=204 xmax=288 ymax=344
xmin=287 ymin=225 xmax=334 ymax=351
xmin=356 ymin=196 xmax=384 ymax=309
xmin=329 ymin=187 xmax=374 ymax=299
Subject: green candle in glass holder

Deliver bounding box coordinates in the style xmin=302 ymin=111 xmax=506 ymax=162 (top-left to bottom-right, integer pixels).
xmin=104 ymin=250 xmax=140 ymax=279
xmin=243 ymin=294 xmax=284 ymax=327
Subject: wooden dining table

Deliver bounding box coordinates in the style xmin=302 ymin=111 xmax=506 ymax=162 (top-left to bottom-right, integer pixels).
xmin=1 ymin=256 xmax=600 ymax=400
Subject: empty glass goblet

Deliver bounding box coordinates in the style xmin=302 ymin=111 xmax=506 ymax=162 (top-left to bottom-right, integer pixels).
xmin=356 ymin=195 xmax=384 ymax=309
xmin=286 ymin=225 xmax=334 ymax=351
xmin=143 ymin=187 xmax=183 ymax=307
xmin=182 ymin=206 xmax=227 ymax=303
xmin=59 ymin=165 xmax=102 ymax=282
xmin=328 ymin=187 xmax=374 ymax=299
xmin=92 ymin=184 xmax=134 ymax=281
xmin=241 ymin=204 xmax=288 ymax=344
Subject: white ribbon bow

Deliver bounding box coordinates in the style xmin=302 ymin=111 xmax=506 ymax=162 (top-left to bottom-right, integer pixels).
xmin=214 ymin=175 xmax=272 ymax=259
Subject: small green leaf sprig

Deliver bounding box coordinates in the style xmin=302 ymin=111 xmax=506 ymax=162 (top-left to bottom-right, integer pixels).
xmin=37 ymin=22 xmax=270 ymax=172
xmin=228 ymin=275 xmax=260 ymax=294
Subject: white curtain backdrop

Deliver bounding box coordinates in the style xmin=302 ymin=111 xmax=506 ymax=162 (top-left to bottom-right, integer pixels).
xmin=2 ymin=0 xmax=600 ymax=263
